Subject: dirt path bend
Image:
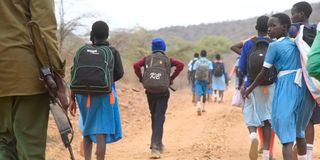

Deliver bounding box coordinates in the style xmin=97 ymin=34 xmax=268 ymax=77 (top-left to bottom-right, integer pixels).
xmin=46 ymin=87 xmax=320 ymax=160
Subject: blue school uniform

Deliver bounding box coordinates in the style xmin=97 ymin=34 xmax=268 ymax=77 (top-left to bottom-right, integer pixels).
xmin=76 ymin=84 xmax=122 ymax=144
xmin=212 ymin=62 xmax=226 ymax=91
xmin=193 ymin=57 xmax=213 ymax=96
xmin=263 ymin=37 xmax=316 ymax=144
xmin=240 ymin=36 xmax=274 ymax=127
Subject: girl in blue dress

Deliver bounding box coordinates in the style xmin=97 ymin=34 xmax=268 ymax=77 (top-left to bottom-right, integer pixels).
xmin=244 ymin=13 xmax=316 ymax=160
xmin=69 ymin=21 xmax=124 ymax=160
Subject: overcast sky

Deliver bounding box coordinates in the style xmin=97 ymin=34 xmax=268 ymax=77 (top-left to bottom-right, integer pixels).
xmin=56 ymin=0 xmax=320 ymax=31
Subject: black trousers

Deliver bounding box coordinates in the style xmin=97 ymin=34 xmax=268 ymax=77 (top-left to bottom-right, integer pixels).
xmin=146 ymin=91 xmax=170 ymax=150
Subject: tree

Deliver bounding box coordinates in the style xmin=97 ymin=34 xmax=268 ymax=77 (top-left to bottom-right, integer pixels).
xmin=56 ymin=0 xmax=95 ymax=54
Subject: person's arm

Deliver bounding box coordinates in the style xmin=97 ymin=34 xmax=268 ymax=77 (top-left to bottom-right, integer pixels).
xmin=170 ymin=58 xmax=184 ymax=82
xmin=230 ymin=41 xmax=244 ymax=55
xmin=222 ymin=63 xmax=229 ymax=85
xmin=238 ymin=40 xmax=251 ymax=76
xmin=244 ymin=67 xmax=270 ymax=97
xmin=133 ymin=58 xmax=145 ymax=82
xmin=208 ymin=61 xmax=213 ymax=85
xmin=110 ymin=47 xmax=124 ymax=82
xmin=30 ymin=0 xmax=65 ymax=77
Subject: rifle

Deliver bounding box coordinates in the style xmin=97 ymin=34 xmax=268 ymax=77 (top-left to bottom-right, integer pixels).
xmin=27 ymin=21 xmax=75 ymax=160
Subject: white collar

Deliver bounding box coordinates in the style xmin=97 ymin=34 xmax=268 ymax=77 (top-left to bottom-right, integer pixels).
xmin=276 ymin=37 xmax=286 ymax=42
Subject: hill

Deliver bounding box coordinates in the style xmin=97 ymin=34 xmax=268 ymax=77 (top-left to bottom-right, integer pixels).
xmin=153 ymin=2 xmax=320 ymax=42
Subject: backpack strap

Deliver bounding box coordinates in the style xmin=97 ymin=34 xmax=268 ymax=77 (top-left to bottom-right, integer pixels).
xmin=191 ymin=59 xmax=197 ymax=70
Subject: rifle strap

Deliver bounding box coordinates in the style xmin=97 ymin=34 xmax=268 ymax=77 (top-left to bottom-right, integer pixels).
xmin=27 ymin=21 xmax=52 ymax=69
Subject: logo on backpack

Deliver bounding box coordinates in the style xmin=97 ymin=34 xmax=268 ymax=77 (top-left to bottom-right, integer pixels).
xmin=142 ymin=52 xmax=171 ymax=93
xmin=195 ymin=59 xmax=210 ymax=81
xmin=213 ymin=62 xmax=224 ymax=77
xmin=150 ymin=72 xmax=162 ymax=79
xmin=70 ymin=44 xmax=114 ymax=94
xmin=246 ymin=38 xmax=276 ymax=85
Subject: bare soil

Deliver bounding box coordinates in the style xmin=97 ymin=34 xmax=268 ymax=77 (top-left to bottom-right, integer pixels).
xmin=46 ymin=84 xmax=320 ymax=160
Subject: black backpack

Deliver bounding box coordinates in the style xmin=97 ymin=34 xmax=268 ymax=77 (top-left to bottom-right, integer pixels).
xmin=290 ymin=23 xmax=317 ymax=46
xmin=70 ymin=44 xmax=114 ymax=94
xmin=303 ymin=24 xmax=317 ymax=47
xmin=213 ymin=62 xmax=223 ymax=77
xmin=142 ymin=52 xmax=171 ymax=93
xmin=246 ymin=38 xmax=276 ymax=85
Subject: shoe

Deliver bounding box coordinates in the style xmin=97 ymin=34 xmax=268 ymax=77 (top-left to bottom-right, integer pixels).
xmin=249 ymin=138 xmax=259 ymax=160
xmin=201 ymin=103 xmax=206 ymax=112
xmin=197 ymin=108 xmax=201 ymax=116
xmin=292 ymin=144 xmax=298 ymax=160
xmin=159 ymin=144 xmax=165 ymax=154
xmin=196 ymin=102 xmax=201 ymax=116
xmin=151 ymin=150 xmax=161 ymax=159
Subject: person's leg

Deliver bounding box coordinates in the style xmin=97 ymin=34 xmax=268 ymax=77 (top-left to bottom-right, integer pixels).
xmin=214 ymin=90 xmax=217 ymax=102
xmin=13 ymin=94 xmax=50 ymax=160
xmin=147 ymin=93 xmax=169 ymax=158
xmin=261 ymin=121 xmax=271 ymax=160
xmin=269 ymin=129 xmax=275 ymax=159
xmin=152 ymin=94 xmax=169 ymax=150
xmin=305 ymin=121 xmax=314 ymax=160
xmin=305 ymin=105 xmax=320 ymax=160
xmin=96 ymin=134 xmax=106 ymax=160
xmin=220 ymin=91 xmax=224 ymax=102
xmin=248 ymin=126 xmax=258 ymax=160
xmin=296 ymin=137 xmax=307 ymax=158
xmin=257 ymin=127 xmax=264 ymax=154
xmin=295 ymin=89 xmax=315 ymax=160
xmin=195 ymin=80 xmax=204 ymax=115
xmin=147 ymin=94 xmax=158 ymax=150
xmin=0 ymin=97 xmax=18 ymax=160
xmin=202 ymin=82 xmax=207 ymax=112
xmin=283 ymin=142 xmax=294 ymax=160
xmin=192 ymin=91 xmax=196 ymax=103
xmin=83 ymin=136 xmax=93 ymax=160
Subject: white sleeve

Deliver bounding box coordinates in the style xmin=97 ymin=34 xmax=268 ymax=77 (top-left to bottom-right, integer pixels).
xmin=263 ymin=62 xmax=273 ymax=68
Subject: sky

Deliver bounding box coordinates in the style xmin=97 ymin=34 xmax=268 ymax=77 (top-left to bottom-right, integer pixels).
xmin=56 ymin=0 xmax=320 ymax=31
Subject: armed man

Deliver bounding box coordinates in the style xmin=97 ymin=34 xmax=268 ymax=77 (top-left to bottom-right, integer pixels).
xmin=0 ymin=0 xmax=66 ymax=159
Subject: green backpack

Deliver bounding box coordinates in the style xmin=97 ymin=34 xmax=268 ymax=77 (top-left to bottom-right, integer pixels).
xmin=195 ymin=59 xmax=209 ymax=81
xmin=70 ymin=44 xmax=114 ymax=94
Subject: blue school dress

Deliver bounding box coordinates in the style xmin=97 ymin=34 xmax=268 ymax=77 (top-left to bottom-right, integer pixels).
xmin=76 ymin=84 xmax=122 ymax=144
xmin=263 ymin=37 xmax=316 ymax=144
xmin=243 ymin=85 xmax=274 ymax=127
xmin=212 ymin=75 xmax=226 ymax=91
xmin=212 ymin=62 xmax=226 ymax=91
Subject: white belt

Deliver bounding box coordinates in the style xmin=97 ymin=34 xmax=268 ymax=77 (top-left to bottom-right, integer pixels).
xmin=278 ymin=69 xmax=302 ymax=87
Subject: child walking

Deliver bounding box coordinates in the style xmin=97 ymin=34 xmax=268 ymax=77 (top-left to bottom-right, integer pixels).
xmin=244 ymin=13 xmax=316 ymax=160
xmin=69 ymin=21 xmax=124 ymax=160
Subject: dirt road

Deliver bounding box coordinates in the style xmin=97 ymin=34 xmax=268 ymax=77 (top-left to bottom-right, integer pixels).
xmin=46 ymin=86 xmax=320 ymax=160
